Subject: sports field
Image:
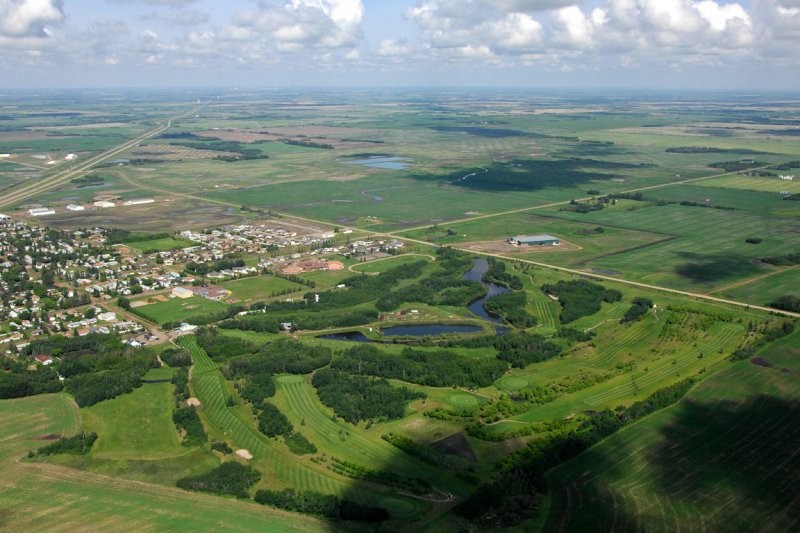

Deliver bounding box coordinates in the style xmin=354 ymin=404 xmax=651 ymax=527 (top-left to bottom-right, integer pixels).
xmin=132 ymin=295 xmax=229 ymax=324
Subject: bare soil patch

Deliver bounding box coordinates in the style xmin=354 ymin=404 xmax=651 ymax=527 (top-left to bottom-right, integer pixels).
xmin=235 ymin=449 xmax=253 ymax=460
xmin=459 ymin=239 xmax=580 ymax=254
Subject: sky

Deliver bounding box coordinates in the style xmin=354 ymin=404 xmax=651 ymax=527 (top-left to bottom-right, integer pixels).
xmin=0 ymin=0 xmax=799 ymax=90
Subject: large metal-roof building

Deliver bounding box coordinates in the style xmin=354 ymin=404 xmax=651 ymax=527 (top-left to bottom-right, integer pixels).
xmin=508 ymin=234 xmax=560 ymax=246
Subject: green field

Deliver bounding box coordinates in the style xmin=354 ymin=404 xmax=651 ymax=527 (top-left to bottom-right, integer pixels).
xmin=125 ymin=236 xmax=195 ymax=253
xmin=222 ymin=275 xmax=305 ymax=303
xmin=544 ymin=329 xmax=800 ymax=532
xmin=349 ymin=253 xmax=435 ymax=273
xmin=132 ymin=295 xmax=229 ymax=324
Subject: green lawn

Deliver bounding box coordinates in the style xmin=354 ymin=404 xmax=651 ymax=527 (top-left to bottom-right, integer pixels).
xmin=132 ymin=295 xmax=229 ymax=325
xmin=81 ymin=367 xmax=184 ymax=459
xmin=222 ymin=275 xmax=304 ymax=303
xmin=125 ymin=236 xmax=195 ymax=253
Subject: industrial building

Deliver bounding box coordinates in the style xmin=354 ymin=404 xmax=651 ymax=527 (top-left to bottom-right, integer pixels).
xmin=508 ymin=234 xmax=561 ymax=246
xmin=29 ymin=207 xmax=55 ymax=216
xmin=66 ymin=204 xmax=85 ymax=211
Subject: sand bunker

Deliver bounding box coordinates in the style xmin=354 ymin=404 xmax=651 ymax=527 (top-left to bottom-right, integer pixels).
xmin=186 ymin=397 xmax=201 ymax=407
xmin=236 ymin=449 xmax=253 ymax=460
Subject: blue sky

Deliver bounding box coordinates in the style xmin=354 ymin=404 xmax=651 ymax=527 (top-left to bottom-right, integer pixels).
xmin=0 ymin=0 xmax=798 ymax=89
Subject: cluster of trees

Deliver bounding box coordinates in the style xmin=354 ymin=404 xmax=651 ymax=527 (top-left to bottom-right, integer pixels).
xmin=760 ymin=252 xmax=800 ymax=266
xmin=495 ymin=332 xmax=562 ymax=368
xmin=70 ymin=174 xmax=104 ymax=187
xmin=709 ymin=160 xmax=764 ymax=172
xmin=666 ymin=146 xmax=732 ymax=153
xmin=66 ymin=361 xmax=154 ymax=407
xmin=103 ymin=228 xmax=170 ymax=245
xmin=195 ymin=327 xmax=259 ymax=361
xmin=22 ymin=335 xmax=158 ymax=407
xmin=375 ymin=257 xmax=483 ymax=311
xmin=185 ymin=256 xmax=245 ymax=276
xmin=457 ymin=378 xmax=697 ymax=527
xmin=731 ymin=321 xmax=795 ymax=361
xmin=312 ymin=368 xmax=424 ymax=424
xmin=541 ymin=280 xmax=622 ymax=323
xmin=231 ymin=339 xmax=333 ymax=376
xmin=555 ymin=327 xmax=596 ymax=342
xmin=176 ymin=461 xmax=261 ymax=498
xmin=284 ymin=432 xmax=317 ymax=455
xmin=0 ymin=357 xmax=62 ymax=398
xmin=484 ymin=291 xmax=537 ymax=328
xmin=621 ymin=297 xmax=654 ymax=323
xmin=254 ymin=488 xmax=388 ymax=522
xmin=258 ymin=403 xmax=293 ymax=437
xmin=173 ymin=405 xmax=206 ymax=447
xmin=31 ymin=432 xmax=97 ymax=456
xmin=332 ymin=345 xmax=506 ymax=388
xmin=160 ymin=347 xmax=192 ymax=367
xmin=283 ymin=139 xmax=334 ymax=149
xmin=482 ymin=258 xmax=524 ymax=290
xmin=769 ymin=295 xmax=800 ymax=313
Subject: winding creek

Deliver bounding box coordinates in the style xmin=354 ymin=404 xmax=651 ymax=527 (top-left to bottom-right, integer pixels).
xmin=320 ymin=258 xmax=508 ymax=342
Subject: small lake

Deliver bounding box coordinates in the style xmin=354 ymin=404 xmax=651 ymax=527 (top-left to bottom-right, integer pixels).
xmin=381 ymin=324 xmax=484 ymax=337
xmin=345 ymin=156 xmax=413 ymax=170
xmin=464 ymin=258 xmax=509 ymax=324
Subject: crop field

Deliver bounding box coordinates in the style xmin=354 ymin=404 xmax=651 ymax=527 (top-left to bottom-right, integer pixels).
xmin=534 ymin=203 xmax=800 ymax=295
xmin=401 ymin=211 xmax=670 ymax=268
xmin=544 ymin=329 xmax=800 ymax=532
xmin=222 ymin=275 xmax=305 ymax=303
xmin=132 ymin=295 xmax=229 ymax=324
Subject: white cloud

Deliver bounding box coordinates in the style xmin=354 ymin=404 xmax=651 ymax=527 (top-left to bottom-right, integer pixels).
xmin=240 ymin=0 xmax=365 ymax=49
xmin=0 ymin=0 xmax=63 ymax=38
xmin=377 ymin=38 xmax=412 ymax=56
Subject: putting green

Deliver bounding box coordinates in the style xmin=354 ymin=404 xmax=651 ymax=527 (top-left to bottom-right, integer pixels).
xmin=447 ymin=392 xmax=480 ymax=408
xmin=497 ymin=377 xmax=528 ymax=391
xmin=380 ymin=497 xmax=419 ymax=518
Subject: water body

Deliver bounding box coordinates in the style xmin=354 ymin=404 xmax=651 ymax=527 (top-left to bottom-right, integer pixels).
xmin=464 ymin=258 xmax=510 ymax=324
xmin=345 ymin=156 xmax=413 ymax=170
xmin=381 ymin=324 xmax=484 ymax=337
xmin=320 ymin=331 xmax=371 ymax=342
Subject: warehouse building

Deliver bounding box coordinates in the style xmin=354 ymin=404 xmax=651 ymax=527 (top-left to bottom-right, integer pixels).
xmin=508 ymin=234 xmax=560 ymax=246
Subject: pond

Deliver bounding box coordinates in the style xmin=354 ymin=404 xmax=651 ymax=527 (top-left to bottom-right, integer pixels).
xmin=320 ymin=331 xmax=371 ymax=342
xmin=344 ymin=156 xmax=413 ymax=170
xmin=463 ymin=258 xmax=509 ymax=324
